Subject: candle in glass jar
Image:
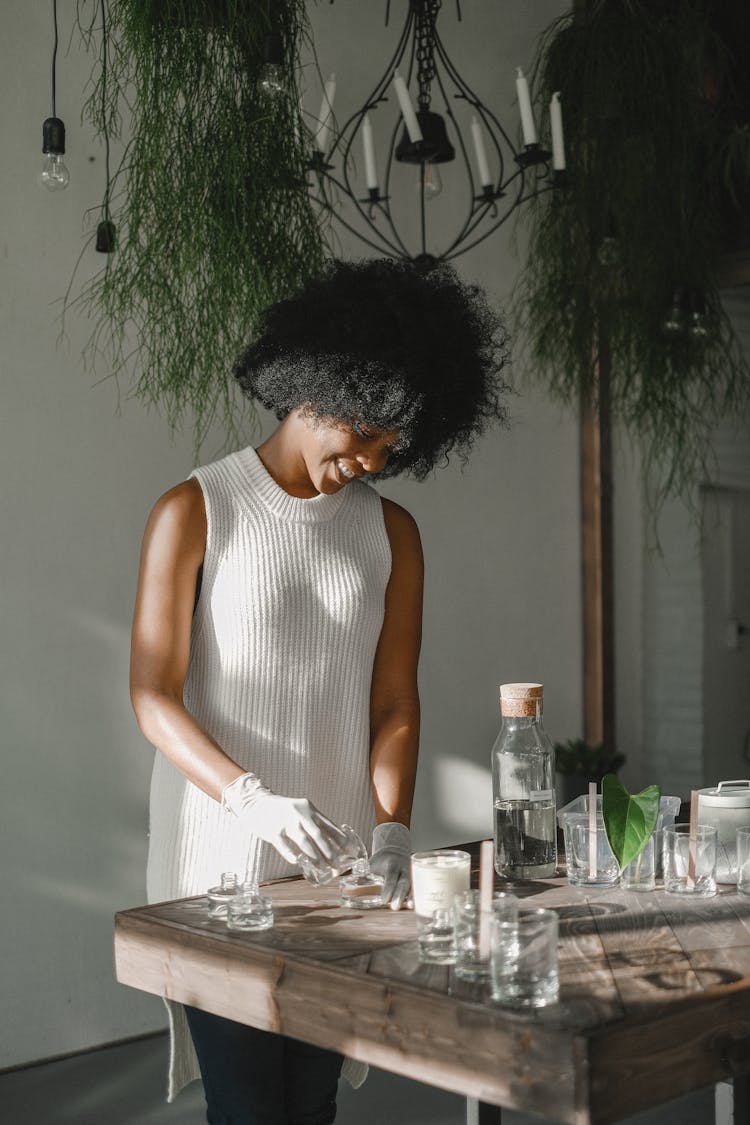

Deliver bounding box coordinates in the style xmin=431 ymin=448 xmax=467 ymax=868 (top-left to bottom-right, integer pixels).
xmin=411 ymin=850 xmax=471 ymax=917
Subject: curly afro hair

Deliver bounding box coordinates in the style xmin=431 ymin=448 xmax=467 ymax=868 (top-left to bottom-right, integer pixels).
xmin=234 ymin=258 xmax=511 ymax=479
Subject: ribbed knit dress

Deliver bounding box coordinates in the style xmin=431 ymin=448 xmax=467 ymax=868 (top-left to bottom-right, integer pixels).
xmin=146 ymin=446 xmax=391 ymax=1100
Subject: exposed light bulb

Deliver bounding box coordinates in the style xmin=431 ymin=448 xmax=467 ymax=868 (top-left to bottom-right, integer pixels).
xmin=661 ymin=289 xmax=686 ymax=338
xmin=40 ymin=117 xmax=69 ymax=192
xmin=39 ymin=152 xmax=70 ymax=191
xmin=259 ymin=63 xmax=285 ymax=96
xmin=416 ymin=162 xmax=442 ymax=200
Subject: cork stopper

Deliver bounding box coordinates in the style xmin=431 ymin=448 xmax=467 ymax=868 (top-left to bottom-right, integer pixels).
xmin=499 ymin=682 xmax=543 ymax=718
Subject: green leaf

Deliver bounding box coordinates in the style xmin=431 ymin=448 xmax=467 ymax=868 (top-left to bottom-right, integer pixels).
xmin=601 ymin=774 xmax=661 ymax=871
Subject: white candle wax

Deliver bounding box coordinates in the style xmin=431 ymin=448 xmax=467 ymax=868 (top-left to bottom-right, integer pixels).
xmin=470 ymin=115 xmax=492 ymax=188
xmin=411 ymin=853 xmax=470 ymax=918
xmin=550 ymin=91 xmax=565 ymax=170
xmin=362 ymin=114 xmax=378 ymax=190
xmin=515 ymin=66 xmax=537 ymax=147
xmin=315 ymin=73 xmax=336 ymax=154
xmin=393 ymin=71 xmax=423 ymax=144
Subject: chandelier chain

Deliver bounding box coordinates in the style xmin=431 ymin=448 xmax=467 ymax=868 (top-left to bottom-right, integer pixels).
xmin=415 ymin=0 xmax=442 ymax=112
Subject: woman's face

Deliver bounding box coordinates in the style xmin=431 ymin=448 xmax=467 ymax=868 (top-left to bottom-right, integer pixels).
xmin=297 ymin=412 xmax=402 ymax=495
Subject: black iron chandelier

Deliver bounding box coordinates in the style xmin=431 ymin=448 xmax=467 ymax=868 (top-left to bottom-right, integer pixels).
xmin=305 ymin=0 xmax=566 ymax=266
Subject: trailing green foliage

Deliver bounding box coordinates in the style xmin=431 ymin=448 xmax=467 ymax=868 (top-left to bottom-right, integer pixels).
xmin=601 ymin=773 xmax=660 ymax=870
xmin=515 ymin=0 xmax=750 ymax=513
xmin=73 ymin=0 xmax=326 ymax=447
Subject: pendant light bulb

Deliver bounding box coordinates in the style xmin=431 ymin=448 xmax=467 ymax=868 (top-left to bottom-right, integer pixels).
xmin=417 ymin=162 xmax=442 ymax=200
xmin=40 ymin=117 xmax=70 ymax=191
xmin=259 ymin=33 xmax=285 ymax=96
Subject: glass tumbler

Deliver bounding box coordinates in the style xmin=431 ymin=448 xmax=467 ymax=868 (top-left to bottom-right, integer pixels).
xmin=736 ymin=827 xmax=750 ymax=895
xmin=490 ymin=907 xmax=559 ymax=1009
xmin=663 ymin=824 xmax=718 ymax=897
xmin=453 ymin=890 xmax=518 ymax=981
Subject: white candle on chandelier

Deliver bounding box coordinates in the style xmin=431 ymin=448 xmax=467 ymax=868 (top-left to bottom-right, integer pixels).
xmin=315 ymin=73 xmax=336 ymax=154
xmin=470 ymin=115 xmax=492 ymax=188
xmin=550 ymin=91 xmax=565 ymax=170
xmin=392 ymin=71 xmax=423 ymax=144
xmin=362 ymin=114 xmax=378 ymax=190
xmin=515 ymin=66 xmax=537 ymax=146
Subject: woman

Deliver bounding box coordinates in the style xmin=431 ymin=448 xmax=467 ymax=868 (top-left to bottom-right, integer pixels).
xmin=130 ymin=258 xmax=509 ymax=1125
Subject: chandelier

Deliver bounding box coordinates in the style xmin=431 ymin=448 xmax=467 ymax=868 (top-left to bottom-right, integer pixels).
xmin=304 ymin=0 xmax=566 ymax=266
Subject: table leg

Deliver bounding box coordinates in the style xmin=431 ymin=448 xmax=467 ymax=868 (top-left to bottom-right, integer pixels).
xmin=716 ymin=1076 xmax=750 ymax=1124
xmin=466 ymin=1096 xmax=502 ymax=1125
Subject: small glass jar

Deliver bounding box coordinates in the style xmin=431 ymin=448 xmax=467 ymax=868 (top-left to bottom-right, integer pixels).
xmin=206 ymin=871 xmax=241 ymax=919
xmin=339 ymin=858 xmax=385 ymax=909
xmin=226 ymin=883 xmax=274 ymax=931
xmin=296 ymin=824 xmax=367 ymax=886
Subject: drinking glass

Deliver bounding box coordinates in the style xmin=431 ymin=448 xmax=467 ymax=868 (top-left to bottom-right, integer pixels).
xmin=736 ymin=827 xmax=750 ymax=896
xmin=490 ymin=907 xmax=559 ymax=1008
xmin=453 ymin=891 xmax=518 ymax=981
xmin=663 ymin=824 xmax=717 ymax=897
xmin=620 ymin=835 xmax=656 ymax=892
xmin=411 ymin=850 xmax=471 ymax=964
xmin=563 ymin=814 xmax=619 ymax=887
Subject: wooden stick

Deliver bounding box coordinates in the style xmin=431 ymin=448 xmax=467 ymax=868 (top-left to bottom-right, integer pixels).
xmin=589 ymin=781 xmax=598 ymax=878
xmin=687 ymin=790 xmax=699 ymax=889
xmin=478 ymin=839 xmax=493 ymax=960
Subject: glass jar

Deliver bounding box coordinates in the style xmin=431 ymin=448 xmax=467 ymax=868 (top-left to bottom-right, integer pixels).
xmin=206 ymin=871 xmax=241 ymax=919
xmin=491 ymin=683 xmax=557 ymax=880
xmin=339 ymin=858 xmax=385 ymax=909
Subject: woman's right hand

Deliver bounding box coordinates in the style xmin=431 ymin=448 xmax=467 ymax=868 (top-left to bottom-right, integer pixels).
xmin=222 ymin=773 xmax=346 ymax=866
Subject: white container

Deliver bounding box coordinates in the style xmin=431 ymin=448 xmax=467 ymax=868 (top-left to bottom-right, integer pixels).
xmin=697 ymin=781 xmax=750 ymax=884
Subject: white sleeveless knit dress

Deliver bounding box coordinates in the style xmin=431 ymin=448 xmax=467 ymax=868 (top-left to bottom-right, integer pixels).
xmin=146 ymin=445 xmax=391 ymax=1100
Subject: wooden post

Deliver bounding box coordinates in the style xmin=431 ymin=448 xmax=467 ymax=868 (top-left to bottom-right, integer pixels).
xmin=580 ymin=334 xmax=615 ymax=753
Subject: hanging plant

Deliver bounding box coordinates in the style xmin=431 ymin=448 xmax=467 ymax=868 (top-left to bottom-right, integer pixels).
xmin=71 ymin=0 xmax=326 ymax=447
xmin=514 ymin=0 xmax=750 ymax=512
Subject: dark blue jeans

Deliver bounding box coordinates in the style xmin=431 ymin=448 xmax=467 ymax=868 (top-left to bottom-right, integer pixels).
xmin=184 ymin=1005 xmax=344 ymax=1125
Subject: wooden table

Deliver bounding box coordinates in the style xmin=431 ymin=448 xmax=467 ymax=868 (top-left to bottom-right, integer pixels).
xmin=114 ymin=847 xmax=750 ymax=1124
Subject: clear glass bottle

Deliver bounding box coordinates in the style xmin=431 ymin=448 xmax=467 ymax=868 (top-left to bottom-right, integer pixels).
xmin=206 ymin=871 xmax=240 ymax=919
xmin=339 ymin=858 xmax=385 ymax=909
xmin=492 ymin=683 xmax=557 ymax=880
xmin=226 ymin=883 xmax=274 ymax=931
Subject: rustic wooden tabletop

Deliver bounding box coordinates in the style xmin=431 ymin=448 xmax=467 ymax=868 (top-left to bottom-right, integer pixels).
xmin=114 ymin=845 xmax=750 ymax=1125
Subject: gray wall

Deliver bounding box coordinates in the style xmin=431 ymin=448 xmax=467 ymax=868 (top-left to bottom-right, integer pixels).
xmin=1 ymin=1 xmax=577 ymax=1070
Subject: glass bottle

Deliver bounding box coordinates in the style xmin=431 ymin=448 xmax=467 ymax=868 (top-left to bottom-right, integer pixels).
xmin=491 ymin=683 xmax=557 ymax=880
xmin=206 ymin=871 xmax=240 ymax=919
xmin=226 ymin=883 xmax=274 ymax=931
xmin=339 ymin=857 xmax=385 ymax=909
xmin=295 ymin=824 xmax=367 ymax=886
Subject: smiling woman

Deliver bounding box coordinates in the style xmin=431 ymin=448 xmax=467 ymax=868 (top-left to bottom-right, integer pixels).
xmin=129 ymin=256 xmax=510 ymax=1124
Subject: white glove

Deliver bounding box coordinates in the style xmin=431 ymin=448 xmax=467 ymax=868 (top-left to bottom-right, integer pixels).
xmin=221 ymin=772 xmax=346 ymax=866
xmin=369 ymin=822 xmax=412 ymax=910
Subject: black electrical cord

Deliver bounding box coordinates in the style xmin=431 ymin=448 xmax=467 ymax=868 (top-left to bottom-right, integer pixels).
xmin=52 ymin=0 xmax=59 ymax=117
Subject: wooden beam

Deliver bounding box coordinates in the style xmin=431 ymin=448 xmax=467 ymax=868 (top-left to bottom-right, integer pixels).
xmin=580 ymin=336 xmax=615 ymax=753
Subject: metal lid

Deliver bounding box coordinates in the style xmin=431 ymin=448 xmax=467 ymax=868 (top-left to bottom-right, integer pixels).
xmin=697 ymin=780 xmax=750 ymax=808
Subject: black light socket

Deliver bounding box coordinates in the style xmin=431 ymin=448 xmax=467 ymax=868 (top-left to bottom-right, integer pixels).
xmin=42 ymin=117 xmax=66 ymax=155
xmin=96 ymin=220 xmax=117 ymax=253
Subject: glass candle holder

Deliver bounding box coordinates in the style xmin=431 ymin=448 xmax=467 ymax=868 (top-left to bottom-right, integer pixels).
xmin=620 ymin=835 xmax=656 ymax=892
xmin=563 ymin=814 xmax=619 ymax=887
xmin=411 ymin=850 xmax=471 ymax=964
xmin=453 ymin=890 xmax=518 ymax=981
xmin=226 ymin=883 xmax=274 ymax=931
xmin=490 ymin=907 xmax=559 ymax=1009
xmin=663 ymin=824 xmax=718 ymax=897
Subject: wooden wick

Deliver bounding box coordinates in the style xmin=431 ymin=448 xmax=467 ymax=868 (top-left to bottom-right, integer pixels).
xmin=589 ymin=781 xmax=598 ymax=878
xmin=687 ymin=790 xmax=699 ymax=889
xmin=479 ymin=839 xmax=493 ymax=960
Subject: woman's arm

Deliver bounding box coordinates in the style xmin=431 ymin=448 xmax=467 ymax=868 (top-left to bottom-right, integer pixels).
xmin=369 ymin=497 xmax=424 ymax=827
xmin=130 ymin=479 xmax=246 ymax=799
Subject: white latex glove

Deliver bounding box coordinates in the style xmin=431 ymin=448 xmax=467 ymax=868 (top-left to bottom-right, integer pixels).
xmin=369 ymin=822 xmax=412 ymax=910
xmin=221 ymin=772 xmax=346 ymax=866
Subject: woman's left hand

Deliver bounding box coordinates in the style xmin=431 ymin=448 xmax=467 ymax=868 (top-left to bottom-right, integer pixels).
xmin=369 ymin=822 xmax=412 ymax=910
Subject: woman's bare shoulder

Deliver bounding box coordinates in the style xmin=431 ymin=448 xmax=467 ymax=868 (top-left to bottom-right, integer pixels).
xmin=380 ymin=497 xmax=422 ymax=560
xmin=144 ymin=478 xmax=207 ymax=556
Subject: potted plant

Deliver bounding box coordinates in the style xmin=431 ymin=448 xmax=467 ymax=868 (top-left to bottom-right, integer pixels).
xmin=555 ymin=738 xmax=625 ymax=807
